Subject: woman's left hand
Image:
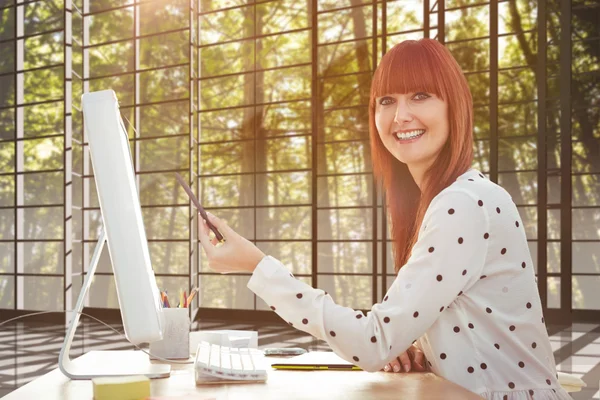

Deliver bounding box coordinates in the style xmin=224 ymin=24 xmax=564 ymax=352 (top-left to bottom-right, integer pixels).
xmin=198 ymin=212 xmax=266 ymax=274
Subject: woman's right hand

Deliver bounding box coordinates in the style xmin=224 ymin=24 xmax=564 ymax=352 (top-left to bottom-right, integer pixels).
xmin=381 ymin=344 xmax=427 ymax=373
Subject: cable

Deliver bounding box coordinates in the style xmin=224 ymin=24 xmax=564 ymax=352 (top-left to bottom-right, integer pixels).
xmin=0 ymin=310 xmax=194 ymax=365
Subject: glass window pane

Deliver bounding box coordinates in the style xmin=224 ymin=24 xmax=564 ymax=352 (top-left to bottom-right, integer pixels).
xmin=499 ymin=33 xmax=535 ymax=68
xmin=256 ymin=172 xmax=310 ymax=206
xmin=23 ymin=171 xmax=63 ymax=205
xmin=318 ymin=4 xmax=373 ymax=44
xmin=498 ymin=172 xmax=537 ymax=205
xmin=139 ymin=171 xmax=191 ymax=206
xmin=198 ymin=275 xmax=253 ymax=309
xmin=548 ymin=210 xmax=560 ymax=240
xmin=446 ymin=5 xmax=489 ymax=41
xmin=498 ymin=1 xmax=536 ymax=35
xmin=19 ymin=276 xmax=63 ymax=311
xmin=258 ymin=31 xmax=310 ymax=70
xmin=24 ymin=0 xmax=64 ymax=35
xmin=23 ymin=101 xmax=64 ymax=138
xmin=319 ymin=39 xmax=372 ymax=77
xmin=0 ymin=141 xmax=15 ymax=172
xmin=88 ymin=41 xmax=133 ymax=78
xmin=85 ymin=209 xmax=102 ymax=241
xmin=0 ymin=41 xmax=15 ymax=74
xmin=200 ymin=141 xmax=253 ymax=175
xmin=149 ymin=242 xmax=189 ymax=275
xmin=323 ymin=72 xmax=370 ymax=108
xmin=257 ymin=0 xmax=309 ymax=35
xmin=548 ymin=242 xmax=560 ymax=273
xmin=0 ymin=176 xmax=14 ymax=207
xmin=22 ymin=137 xmax=64 ymax=172
xmin=317 ymin=174 xmax=372 ymax=207
xmin=572 ymin=208 xmax=600 ymax=240
xmin=199 ymin=107 xmax=253 ymax=143
xmin=466 ymin=72 xmax=490 ymax=105
xmin=141 ymin=206 xmax=188 ymax=240
xmin=140 ymin=101 xmax=189 ymax=137
xmin=23 ymin=66 xmax=64 ymax=104
xmin=154 ymin=276 xmax=189 ymax=306
xmin=256 ymin=241 xmax=311 ymax=275
xmin=260 ymin=66 xmax=310 ymax=103
xmin=89 ymin=74 xmax=134 ymax=106
xmin=23 ymin=242 xmax=63 ymax=274
xmin=199 ymin=6 xmax=254 ymax=46
xmin=139 ymin=65 xmax=189 ymax=104
xmin=257 ymin=136 xmax=310 ymax=172
xmin=572 ymin=242 xmax=600 ymax=274
xmin=140 ymin=31 xmax=188 ymax=70
xmin=547 ymin=175 xmax=561 ymax=204
xmin=139 ymin=136 xmax=189 ymax=172
xmin=573 ymin=175 xmax=600 ymax=207
xmin=88 ymin=7 xmax=134 ymax=45
xmin=317 ymin=141 xmax=371 ymax=174
xmin=547 ymin=277 xmax=560 ymax=309
xmin=89 ymin=0 xmax=133 ymax=13
xmin=257 ymin=206 xmax=311 ymax=240
xmin=0 ymin=108 xmax=15 ymax=140
xmin=323 ymin=107 xmax=369 ymax=142
xmin=318 ymin=242 xmax=371 ymax=274
xmin=0 ymin=75 xmax=15 ymax=108
xmin=498 ymin=102 xmax=537 ymax=138
xmin=140 ymin=0 xmax=188 ymax=36
xmin=317 ymin=208 xmax=372 ymax=240
xmin=499 ymin=68 xmax=536 ymax=104
xmin=447 ymin=38 xmax=490 ymax=74
xmin=0 ymin=243 xmax=14 ymax=273
xmin=385 ymin=0 xmax=422 ymax=34
xmin=498 ymin=136 xmax=538 ymax=171
xmin=0 ymin=276 xmax=14 ymax=308
xmin=517 ymin=206 xmax=537 ymax=240
xmin=260 ymin=101 xmax=311 ymax=138
xmin=200 ymin=175 xmax=253 ymax=208
xmin=572 ymin=276 xmax=600 ymax=310
xmin=200 ymin=74 xmax=254 ymax=110
xmin=89 ymin=274 xmax=119 ymax=308
xmin=24 ymin=32 xmax=63 ymax=69
xmin=20 ymin=206 xmax=63 ymax=240
xmin=0 ymin=8 xmax=15 ymax=41
xmin=319 ymin=275 xmax=372 ymax=310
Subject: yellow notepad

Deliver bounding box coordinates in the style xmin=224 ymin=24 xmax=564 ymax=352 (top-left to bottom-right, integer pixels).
xmin=92 ymin=375 xmax=151 ymax=400
xmin=271 ymin=351 xmax=362 ymax=371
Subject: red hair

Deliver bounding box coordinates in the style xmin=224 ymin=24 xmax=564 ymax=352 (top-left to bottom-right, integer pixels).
xmin=368 ymin=39 xmax=474 ymax=273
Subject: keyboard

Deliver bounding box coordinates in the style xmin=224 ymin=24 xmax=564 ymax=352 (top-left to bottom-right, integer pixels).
xmin=194 ymin=341 xmax=268 ymax=384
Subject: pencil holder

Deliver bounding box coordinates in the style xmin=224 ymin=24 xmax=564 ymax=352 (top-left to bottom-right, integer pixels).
xmin=149 ymin=307 xmax=190 ymax=360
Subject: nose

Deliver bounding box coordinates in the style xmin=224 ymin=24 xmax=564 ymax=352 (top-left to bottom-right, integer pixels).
xmin=393 ymin=100 xmax=413 ymax=125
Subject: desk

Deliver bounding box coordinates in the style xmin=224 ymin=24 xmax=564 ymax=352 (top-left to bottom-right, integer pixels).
xmin=4 ymin=351 xmax=482 ymax=400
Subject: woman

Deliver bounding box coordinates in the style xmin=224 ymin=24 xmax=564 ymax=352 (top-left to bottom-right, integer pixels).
xmin=198 ymin=39 xmax=570 ymax=399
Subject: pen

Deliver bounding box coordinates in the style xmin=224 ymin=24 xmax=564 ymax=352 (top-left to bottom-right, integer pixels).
xmin=175 ymin=173 xmax=224 ymax=242
xmin=183 ymin=290 xmax=187 ymax=308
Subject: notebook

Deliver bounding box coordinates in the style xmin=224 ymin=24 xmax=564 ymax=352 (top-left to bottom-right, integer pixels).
xmin=270 ymin=351 xmax=362 ymax=371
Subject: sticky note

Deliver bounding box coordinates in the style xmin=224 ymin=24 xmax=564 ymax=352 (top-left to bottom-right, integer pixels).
xmin=92 ymin=375 xmax=151 ymax=400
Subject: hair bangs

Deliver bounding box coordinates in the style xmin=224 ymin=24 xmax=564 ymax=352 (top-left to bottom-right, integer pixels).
xmin=371 ymin=41 xmax=447 ymax=103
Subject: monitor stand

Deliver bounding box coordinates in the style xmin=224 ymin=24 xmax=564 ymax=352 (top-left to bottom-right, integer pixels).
xmin=58 ymin=229 xmax=171 ymax=380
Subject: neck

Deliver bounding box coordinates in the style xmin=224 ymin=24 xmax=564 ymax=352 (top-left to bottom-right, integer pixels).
xmin=408 ymin=164 xmax=427 ymax=191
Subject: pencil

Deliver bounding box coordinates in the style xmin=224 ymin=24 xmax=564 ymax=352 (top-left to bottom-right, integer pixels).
xmin=187 ymin=287 xmax=198 ymax=306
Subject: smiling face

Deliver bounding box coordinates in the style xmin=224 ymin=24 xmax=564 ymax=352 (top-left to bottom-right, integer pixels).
xmin=374 ymin=91 xmax=449 ymax=171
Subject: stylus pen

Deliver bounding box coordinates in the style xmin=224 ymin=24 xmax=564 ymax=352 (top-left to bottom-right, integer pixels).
xmin=175 ymin=173 xmax=224 ymax=242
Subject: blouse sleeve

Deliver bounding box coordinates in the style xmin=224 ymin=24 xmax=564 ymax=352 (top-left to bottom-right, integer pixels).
xmin=247 ymin=188 xmax=490 ymax=372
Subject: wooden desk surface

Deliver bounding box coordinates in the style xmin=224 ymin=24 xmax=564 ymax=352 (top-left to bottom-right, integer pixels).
xmin=4 ymin=351 xmax=483 ymax=400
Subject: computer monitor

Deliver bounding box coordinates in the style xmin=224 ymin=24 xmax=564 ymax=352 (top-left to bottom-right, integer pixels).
xmin=58 ymin=90 xmax=171 ymax=379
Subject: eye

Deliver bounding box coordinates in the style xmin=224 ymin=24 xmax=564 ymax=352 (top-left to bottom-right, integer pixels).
xmin=378 ymin=96 xmax=395 ymax=106
xmin=413 ymin=92 xmax=431 ymax=101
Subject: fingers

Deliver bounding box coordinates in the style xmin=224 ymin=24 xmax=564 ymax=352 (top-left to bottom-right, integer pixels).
xmin=398 ymin=351 xmax=411 ymax=373
xmin=410 ymin=345 xmax=426 ymax=372
xmin=198 ymin=218 xmax=215 ymax=258
xmin=205 ymin=212 xmax=233 ymax=237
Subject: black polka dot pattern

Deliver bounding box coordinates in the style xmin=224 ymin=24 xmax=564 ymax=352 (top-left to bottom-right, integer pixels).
xmin=413 ymin=311 xmax=419 ymax=318
xmin=370 ymin=336 xmax=377 ymax=343
xmin=296 ymin=293 xmax=303 ymax=299
xmin=440 ymin=353 xmax=447 ymax=360
xmin=509 ymin=325 xmax=516 ymax=331
xmin=383 ymin=317 xmax=390 ymax=323
xmin=448 ymin=208 xmax=455 ymax=215
xmin=458 ymin=237 xmax=464 ymax=244
xmin=353 ymin=356 xmax=359 ymax=362
xmin=428 ymin=247 xmax=435 ymax=253
xmin=480 ymin=363 xmax=487 ymax=370
xmin=462 ymin=269 xmax=467 ymax=275
xmin=494 ymin=343 xmax=500 ymax=349
xmin=270 ymin=306 xmax=276 ymax=310
xmin=467 ymin=366 xmax=474 ymax=373
xmin=532 ymin=342 xmax=537 ymax=349
xmin=519 ymin=361 xmax=525 ymax=368
xmin=526 ymin=302 xmax=532 ymax=309
xmin=508 ymin=382 xmax=515 ymax=389
xmin=453 ymin=326 xmax=460 ymax=333
xmin=330 ymin=331 xmax=336 ymax=337
xmin=302 ymin=318 xmax=308 ymax=324
xmin=384 ymin=295 xmax=389 ymax=301
xmin=468 ymin=323 xmax=474 ymax=329
xmin=486 ymin=307 xmax=492 ymax=314
xmin=436 ymin=275 xmax=443 ymax=282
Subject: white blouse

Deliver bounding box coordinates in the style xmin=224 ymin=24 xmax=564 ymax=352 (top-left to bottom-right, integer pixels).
xmin=247 ymin=168 xmax=571 ymax=400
